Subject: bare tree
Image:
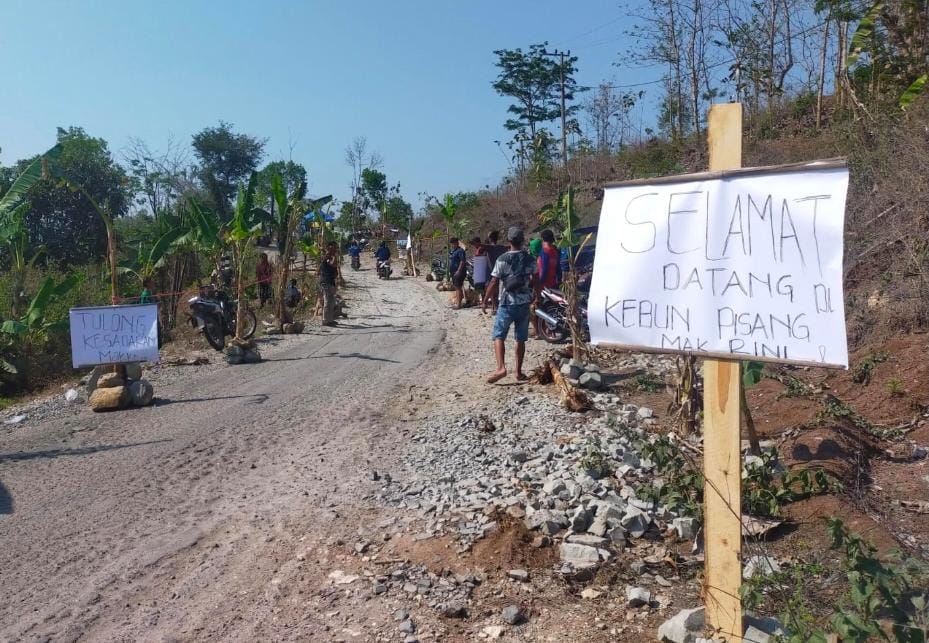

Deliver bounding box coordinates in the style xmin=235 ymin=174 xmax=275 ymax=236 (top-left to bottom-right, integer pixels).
xmin=123 ymin=136 xmax=194 ymax=217
xmin=584 ymin=84 xmax=642 ymax=153
xmin=344 ymin=136 xmax=383 ymax=233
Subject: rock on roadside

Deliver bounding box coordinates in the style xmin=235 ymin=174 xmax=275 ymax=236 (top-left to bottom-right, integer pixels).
xmin=657 ymin=607 xmax=705 ymax=643
xmin=129 ymin=379 xmax=155 ymax=407
xmin=89 ymin=386 xmax=130 ymax=412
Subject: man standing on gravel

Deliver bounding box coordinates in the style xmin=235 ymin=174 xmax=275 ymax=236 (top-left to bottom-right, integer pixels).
xmin=319 ymin=241 xmax=339 ymax=327
xmin=481 ymin=227 xmax=538 ymax=384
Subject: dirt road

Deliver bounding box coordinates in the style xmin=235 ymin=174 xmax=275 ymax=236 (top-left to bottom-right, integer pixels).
xmin=0 ymin=262 xmax=444 ymax=641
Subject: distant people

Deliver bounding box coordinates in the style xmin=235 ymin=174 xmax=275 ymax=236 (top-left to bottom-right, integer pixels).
xmin=349 ymin=240 xmax=361 ymax=269
xmin=285 ymin=278 xmax=302 ymax=308
xmin=528 ymin=237 xmax=542 ymax=260
xmin=470 ymin=236 xmax=490 ymax=299
xmin=485 ymin=230 xmax=504 ymax=263
xmin=482 ymin=227 xmax=538 ymax=384
xmin=448 ymin=237 xmax=467 ymax=309
xmin=320 ymin=241 xmax=339 ymax=327
xmin=538 ymin=229 xmax=562 ymax=289
xmin=484 ymin=230 xmax=505 ymax=313
xmin=256 ymin=252 xmax=273 ymax=308
xmin=139 ymin=277 xmax=161 ymax=347
xmin=139 ymin=276 xmax=155 ymax=304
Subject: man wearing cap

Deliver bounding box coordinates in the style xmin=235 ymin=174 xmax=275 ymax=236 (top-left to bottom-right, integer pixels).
xmin=481 ymin=226 xmax=539 ymax=384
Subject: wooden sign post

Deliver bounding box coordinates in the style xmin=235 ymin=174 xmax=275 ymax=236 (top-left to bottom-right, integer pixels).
xmin=704 ymin=103 xmax=744 ymax=642
xmin=586 ymin=101 xmax=850 ymax=642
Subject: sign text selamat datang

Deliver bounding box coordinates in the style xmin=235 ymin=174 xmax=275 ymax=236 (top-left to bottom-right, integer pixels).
xmin=588 ymin=164 xmax=849 ymax=367
xmin=69 ymin=304 xmax=160 ymax=368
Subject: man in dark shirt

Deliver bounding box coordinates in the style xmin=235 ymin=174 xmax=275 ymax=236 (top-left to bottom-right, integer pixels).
xmin=484 ymin=230 xmax=505 ymax=313
xmin=319 ymin=241 xmax=339 ymax=327
xmin=448 ymin=237 xmax=467 ymax=309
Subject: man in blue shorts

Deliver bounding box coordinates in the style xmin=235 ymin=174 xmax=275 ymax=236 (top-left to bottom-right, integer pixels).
xmin=481 ymin=226 xmax=539 ymax=384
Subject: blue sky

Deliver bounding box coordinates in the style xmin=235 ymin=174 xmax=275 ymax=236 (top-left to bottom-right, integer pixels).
xmin=1 ymin=0 xmax=659 ymax=210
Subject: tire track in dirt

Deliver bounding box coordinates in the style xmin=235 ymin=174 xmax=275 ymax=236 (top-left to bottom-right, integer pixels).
xmin=0 ymin=258 xmax=443 ymax=641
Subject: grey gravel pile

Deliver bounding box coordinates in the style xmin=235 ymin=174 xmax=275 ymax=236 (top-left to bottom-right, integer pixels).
xmin=379 ymin=357 xmax=699 ymax=577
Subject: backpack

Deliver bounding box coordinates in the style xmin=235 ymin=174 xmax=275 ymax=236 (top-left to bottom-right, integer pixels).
xmin=502 ymin=251 xmax=531 ymax=293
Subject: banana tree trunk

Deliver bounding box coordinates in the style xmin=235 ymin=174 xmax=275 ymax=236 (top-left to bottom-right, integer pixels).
xmin=276 ymin=219 xmax=295 ymax=329
xmin=235 ymin=243 xmax=246 ymax=340
xmin=11 ymin=263 xmax=24 ymax=318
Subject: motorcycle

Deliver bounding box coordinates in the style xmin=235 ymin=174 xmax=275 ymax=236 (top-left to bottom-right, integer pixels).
xmin=534 ymin=277 xmax=590 ymax=344
xmin=188 ymin=283 xmax=257 ymax=351
xmin=351 ymin=254 xmax=361 ymax=271
xmin=377 ymin=258 xmax=392 ymax=279
xmin=429 ymin=257 xmax=446 ymax=282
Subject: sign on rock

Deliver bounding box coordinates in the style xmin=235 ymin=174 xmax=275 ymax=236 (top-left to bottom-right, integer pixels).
xmin=588 ymin=161 xmax=850 ymax=368
xmin=69 ymin=304 xmax=160 ymax=368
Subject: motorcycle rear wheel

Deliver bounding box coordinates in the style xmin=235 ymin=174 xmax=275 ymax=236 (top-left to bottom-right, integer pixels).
xmin=240 ymin=308 xmax=258 ymax=339
xmin=537 ymin=303 xmax=569 ymax=343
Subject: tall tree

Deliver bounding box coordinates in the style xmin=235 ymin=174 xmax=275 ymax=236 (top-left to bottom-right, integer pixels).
xmin=492 ymin=42 xmax=583 ymax=145
xmin=359 ymin=168 xmax=388 ymax=224
xmin=383 ymin=190 xmax=414 ymax=231
xmin=10 ymin=127 xmax=130 ymax=266
xmin=191 ymin=121 xmax=266 ymax=221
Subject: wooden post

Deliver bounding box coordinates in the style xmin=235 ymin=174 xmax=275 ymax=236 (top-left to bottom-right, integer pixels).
xmin=704 ymin=103 xmax=743 ymax=643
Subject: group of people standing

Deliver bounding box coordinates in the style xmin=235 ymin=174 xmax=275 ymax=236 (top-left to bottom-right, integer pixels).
xmin=446 ymin=227 xmax=563 ymax=384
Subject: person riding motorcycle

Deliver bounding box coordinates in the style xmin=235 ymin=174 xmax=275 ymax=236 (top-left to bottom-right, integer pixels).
xmin=375 ymin=240 xmax=391 ymax=263
xmin=349 ymin=240 xmax=362 ymax=269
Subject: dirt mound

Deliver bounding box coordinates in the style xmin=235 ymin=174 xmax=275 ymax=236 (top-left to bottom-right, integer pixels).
xmin=469 ymin=514 xmax=558 ymax=572
xmin=782 ymin=417 xmax=889 ymax=484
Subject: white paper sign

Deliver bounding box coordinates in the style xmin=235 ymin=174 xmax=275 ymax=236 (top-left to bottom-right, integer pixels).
xmin=69 ymin=304 xmax=160 ymax=368
xmin=589 ymin=163 xmax=849 ymax=367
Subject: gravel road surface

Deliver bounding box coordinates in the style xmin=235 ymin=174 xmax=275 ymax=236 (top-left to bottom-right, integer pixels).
xmin=0 ymin=261 xmax=443 ymax=642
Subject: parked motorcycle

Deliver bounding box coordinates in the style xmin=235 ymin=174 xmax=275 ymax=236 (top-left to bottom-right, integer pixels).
xmin=377 ymin=258 xmax=392 ymax=279
xmin=535 ymin=282 xmax=590 ymax=344
xmin=429 ymin=257 xmax=446 ymax=282
xmin=188 ymin=283 xmax=257 ymax=351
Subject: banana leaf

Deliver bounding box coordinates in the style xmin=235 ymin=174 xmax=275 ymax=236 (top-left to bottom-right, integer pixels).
xmin=899 ymin=74 xmax=927 ymax=110
xmin=847 ymin=1 xmax=883 ymax=67
xmin=0 ymin=144 xmax=63 ymax=215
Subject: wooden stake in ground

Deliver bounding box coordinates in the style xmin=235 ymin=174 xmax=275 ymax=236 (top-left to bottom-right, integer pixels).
xmin=703 ymin=103 xmax=743 ymax=643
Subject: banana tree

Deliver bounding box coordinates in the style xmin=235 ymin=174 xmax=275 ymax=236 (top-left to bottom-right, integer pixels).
xmin=0 ymin=145 xmax=62 ymax=215
xmin=118 ymin=226 xmax=185 ymax=286
xmin=1 ymin=274 xmax=80 ymax=381
xmin=268 ymin=175 xmax=305 ymax=326
xmin=540 ymin=185 xmax=591 ymax=360
xmin=183 ymin=198 xmax=224 ymax=268
xmin=224 ymin=173 xmax=264 ymax=340
xmin=0 ymin=204 xmax=45 ymax=318
xmin=263 ymin=176 xmax=333 ymax=328
xmin=0 ymin=144 xmax=63 ymax=317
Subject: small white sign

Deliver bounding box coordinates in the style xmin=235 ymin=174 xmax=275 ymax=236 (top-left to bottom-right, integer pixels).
xmin=69 ymin=304 xmax=160 ymax=368
xmin=588 ymin=162 xmax=849 ymax=367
